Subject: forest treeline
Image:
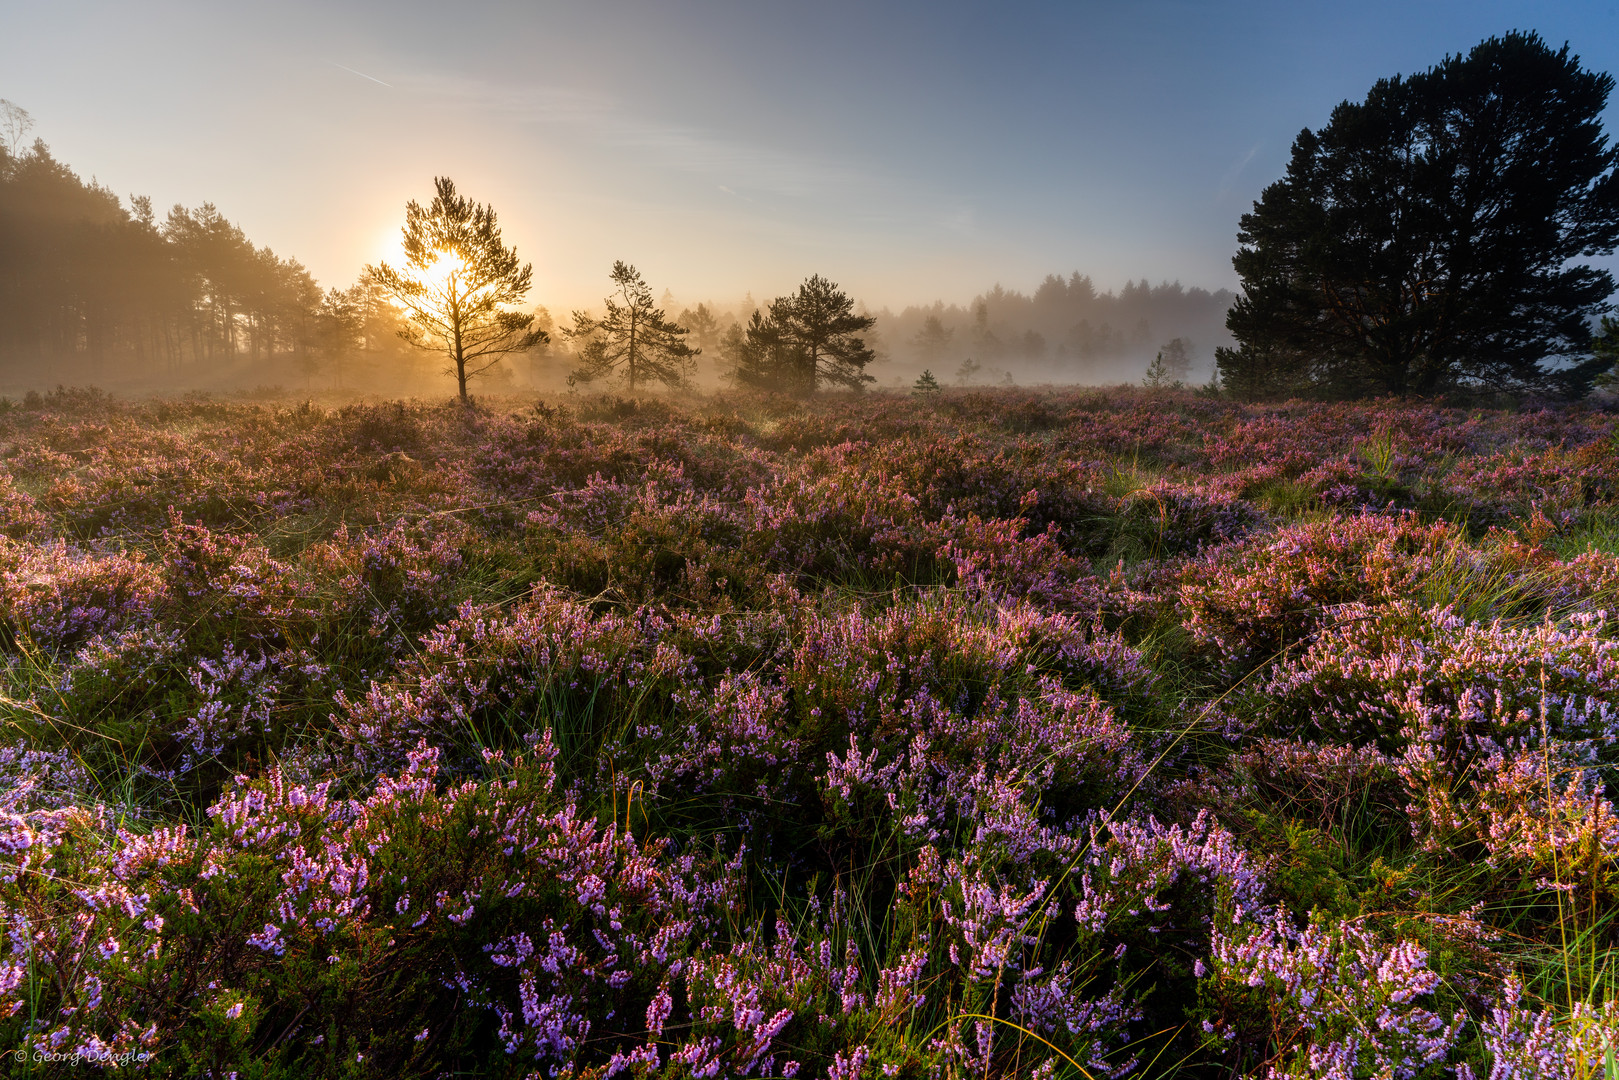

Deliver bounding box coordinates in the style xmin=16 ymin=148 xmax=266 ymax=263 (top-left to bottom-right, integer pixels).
xmin=0 ymin=121 xmax=427 ymax=392
xmin=678 ymin=277 xmax=1236 ymax=391
xmin=12 ymin=27 xmax=1617 ymax=406
xmin=884 ymin=277 xmax=1233 ymax=388
xmin=0 ymin=106 xmax=1233 ymax=396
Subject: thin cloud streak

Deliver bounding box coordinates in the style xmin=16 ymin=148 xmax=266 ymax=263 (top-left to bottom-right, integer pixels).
xmin=329 ymin=61 xmax=393 ymax=88
xmin=1216 ymin=142 xmax=1261 ymax=201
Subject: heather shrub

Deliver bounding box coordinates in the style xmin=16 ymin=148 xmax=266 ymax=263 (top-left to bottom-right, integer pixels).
xmin=524 ymin=476 xmax=763 ymax=611
xmin=0 ymin=541 xmax=164 ymax=652
xmin=157 ymin=516 xmax=317 ymax=648
xmin=1092 ymin=481 xmax=1267 ymax=565
xmin=1460 ymin=980 xmax=1619 ymax=1080
xmin=0 ymin=474 xmax=46 ymax=538
xmin=338 ymin=400 xmax=428 ymax=453
xmin=1175 ymin=512 xmax=1465 ymax=674
xmin=331 ymin=589 xmax=696 ymax=775
xmin=0 ymin=741 xmax=747 ymax=1078
xmin=1464 ymin=739 xmax=1619 ymax=897
xmin=315 ymin=521 xmax=469 ymax=645
xmin=1224 ymin=740 xmax=1399 ymax=830
xmin=0 ymin=740 xmax=90 ymax=812
xmin=2 ymin=388 xmax=1617 ymax=1077
xmin=1208 ymin=913 xmax=1465 ymax=1080
xmin=1260 ymin=604 xmax=1619 ymax=752
xmin=740 ymin=456 xmax=942 ymax=587
xmin=928 ymin=511 xmax=1104 ymax=610
xmin=51 ymin=627 xmax=189 ymax=741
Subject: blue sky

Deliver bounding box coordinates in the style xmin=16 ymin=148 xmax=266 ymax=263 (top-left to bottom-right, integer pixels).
xmin=3 ymin=0 xmax=1617 ymax=312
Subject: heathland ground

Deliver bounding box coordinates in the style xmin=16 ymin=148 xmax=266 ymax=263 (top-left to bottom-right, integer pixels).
xmin=2 ymin=385 xmax=1617 ymax=1077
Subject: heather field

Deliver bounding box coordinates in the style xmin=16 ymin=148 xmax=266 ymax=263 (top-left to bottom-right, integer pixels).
xmin=5 ymin=385 xmax=1619 ymax=1078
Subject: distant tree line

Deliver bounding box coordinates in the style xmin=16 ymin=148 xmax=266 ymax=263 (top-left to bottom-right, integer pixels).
xmin=0 ymin=101 xmax=411 ymax=386
xmin=890 ymin=276 xmax=1236 ymax=386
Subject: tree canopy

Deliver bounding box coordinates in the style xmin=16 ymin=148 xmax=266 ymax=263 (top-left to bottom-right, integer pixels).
xmin=0 ymin=124 xmax=335 ymax=377
xmin=912 ymin=315 xmax=954 ymax=365
xmin=565 ymin=262 xmax=697 ymax=392
xmin=726 ymin=275 xmax=876 ymax=394
xmin=721 ymin=310 xmax=792 ymax=392
xmin=1217 ymin=32 xmax=1619 ymax=400
xmin=366 ymin=177 xmax=545 ymax=402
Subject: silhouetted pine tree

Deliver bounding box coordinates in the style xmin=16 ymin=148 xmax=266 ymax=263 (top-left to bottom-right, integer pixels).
xmin=366 ymin=177 xmax=546 ymax=403
xmin=1220 ymin=32 xmax=1619 ymax=400
xmin=565 ymin=262 xmax=696 ymax=392
xmin=759 ymin=276 xmax=876 ymax=394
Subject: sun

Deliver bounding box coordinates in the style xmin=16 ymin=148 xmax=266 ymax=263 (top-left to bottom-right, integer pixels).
xmin=419 ymin=249 xmax=465 ymax=293
xmin=371 ymin=229 xmax=464 ymax=293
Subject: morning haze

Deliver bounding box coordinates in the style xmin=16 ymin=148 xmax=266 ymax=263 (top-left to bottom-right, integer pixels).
xmin=10 ymin=5 xmax=1619 ymax=1075
xmin=0 ymin=0 xmax=1615 ymax=395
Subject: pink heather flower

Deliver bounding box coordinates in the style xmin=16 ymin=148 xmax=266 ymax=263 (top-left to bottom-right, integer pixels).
xmin=646 ymin=984 xmax=674 ymax=1039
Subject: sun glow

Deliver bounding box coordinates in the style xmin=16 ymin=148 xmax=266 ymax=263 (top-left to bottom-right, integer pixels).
xmin=371 ymin=230 xmax=465 ymax=294
xmin=420 ymin=249 xmax=466 ymax=292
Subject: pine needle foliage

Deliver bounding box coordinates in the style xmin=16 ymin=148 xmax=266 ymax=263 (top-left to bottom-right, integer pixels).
xmin=564 ymin=261 xmax=697 ymax=392
xmin=365 ymin=177 xmax=547 ymax=403
xmin=1219 ymin=32 xmax=1619 ymax=400
xmin=726 ymin=275 xmax=877 ymax=395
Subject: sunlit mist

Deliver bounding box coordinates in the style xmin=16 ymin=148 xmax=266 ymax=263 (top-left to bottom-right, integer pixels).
xmin=1 ymin=0 xmax=1615 ymax=396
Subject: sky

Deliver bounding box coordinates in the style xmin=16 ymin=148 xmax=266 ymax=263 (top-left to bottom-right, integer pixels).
xmin=3 ymin=0 xmax=1618 ymax=314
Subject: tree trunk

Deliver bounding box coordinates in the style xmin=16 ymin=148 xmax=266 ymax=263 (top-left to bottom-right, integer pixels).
xmin=628 ymin=314 xmax=638 ymax=391
xmin=455 ymin=330 xmax=468 ymax=402
xmin=452 ymin=294 xmax=469 ymax=402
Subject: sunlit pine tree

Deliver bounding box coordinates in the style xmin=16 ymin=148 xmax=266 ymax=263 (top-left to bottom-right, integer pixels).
xmin=365 ymin=177 xmax=547 ymax=403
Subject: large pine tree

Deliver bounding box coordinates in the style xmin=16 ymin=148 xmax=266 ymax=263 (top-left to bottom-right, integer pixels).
xmin=366 ymin=177 xmax=546 ymax=402
xmin=1218 ymin=32 xmax=1619 ymax=400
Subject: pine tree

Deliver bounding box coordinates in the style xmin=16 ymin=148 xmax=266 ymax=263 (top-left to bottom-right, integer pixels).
xmin=763 ymin=275 xmax=877 ymax=394
xmin=365 ymin=177 xmax=546 ymax=402
xmin=565 ymin=262 xmax=696 ymax=392
xmin=1221 ymin=32 xmax=1619 ymax=400
xmin=912 ymin=315 xmax=954 ymax=365
xmin=1143 ymin=352 xmax=1171 ymax=389
xmin=676 ymin=302 xmax=725 ymax=378
xmin=1593 ymin=316 xmax=1619 ymax=388
xmin=722 ymin=309 xmax=796 ymax=391
xmin=677 ymin=303 xmax=721 ymax=351
xmin=1158 ymin=337 xmax=1193 ymax=381
xmin=312 ymin=286 xmax=363 ymax=387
